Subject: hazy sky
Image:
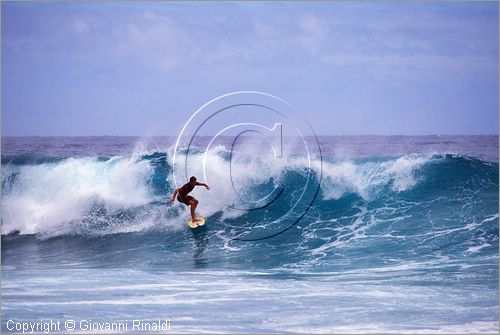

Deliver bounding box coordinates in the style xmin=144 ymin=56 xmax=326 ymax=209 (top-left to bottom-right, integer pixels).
xmin=2 ymin=1 xmax=498 ymax=136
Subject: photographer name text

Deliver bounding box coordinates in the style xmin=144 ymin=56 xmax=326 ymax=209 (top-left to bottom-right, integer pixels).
xmin=6 ymin=319 xmax=172 ymax=333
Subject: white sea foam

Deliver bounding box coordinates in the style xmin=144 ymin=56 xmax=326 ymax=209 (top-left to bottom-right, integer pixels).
xmin=2 ymin=156 xmax=154 ymax=236
xmin=321 ymin=154 xmax=430 ymax=200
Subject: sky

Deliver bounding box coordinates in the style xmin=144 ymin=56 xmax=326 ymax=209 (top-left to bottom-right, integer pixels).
xmin=1 ymin=1 xmax=498 ymax=136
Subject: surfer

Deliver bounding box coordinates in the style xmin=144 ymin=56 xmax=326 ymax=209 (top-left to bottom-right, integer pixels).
xmin=170 ymin=176 xmax=210 ymax=223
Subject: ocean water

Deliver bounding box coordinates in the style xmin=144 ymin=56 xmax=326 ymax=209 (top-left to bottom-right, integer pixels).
xmin=1 ymin=135 xmax=498 ymax=333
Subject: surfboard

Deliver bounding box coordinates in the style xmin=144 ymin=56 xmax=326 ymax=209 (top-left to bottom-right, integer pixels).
xmin=187 ymin=217 xmax=205 ymax=229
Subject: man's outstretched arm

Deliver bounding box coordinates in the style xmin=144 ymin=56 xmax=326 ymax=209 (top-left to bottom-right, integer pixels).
xmin=196 ymin=182 xmax=210 ymax=190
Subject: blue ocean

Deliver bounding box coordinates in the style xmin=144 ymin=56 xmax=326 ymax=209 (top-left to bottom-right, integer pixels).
xmin=1 ymin=136 xmax=498 ymax=333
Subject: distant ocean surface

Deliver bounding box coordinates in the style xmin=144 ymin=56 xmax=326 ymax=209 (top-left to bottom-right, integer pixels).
xmin=2 ymin=135 xmax=498 ymax=333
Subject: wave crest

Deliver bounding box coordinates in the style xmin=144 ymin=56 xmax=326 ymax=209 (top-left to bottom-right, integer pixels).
xmin=1 ymin=151 xmax=497 ymax=239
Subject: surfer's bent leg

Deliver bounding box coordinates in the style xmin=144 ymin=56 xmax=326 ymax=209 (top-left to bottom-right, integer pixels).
xmin=189 ymin=198 xmax=199 ymax=221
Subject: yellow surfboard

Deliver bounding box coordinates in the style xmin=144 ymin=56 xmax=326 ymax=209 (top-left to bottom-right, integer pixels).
xmin=187 ymin=217 xmax=206 ymax=229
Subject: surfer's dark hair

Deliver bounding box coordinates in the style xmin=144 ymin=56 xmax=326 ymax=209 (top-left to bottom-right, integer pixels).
xmin=190 ymin=176 xmax=197 ymax=182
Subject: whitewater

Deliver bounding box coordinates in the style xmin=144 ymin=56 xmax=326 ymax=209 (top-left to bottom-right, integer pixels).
xmin=2 ymin=135 xmax=498 ymax=333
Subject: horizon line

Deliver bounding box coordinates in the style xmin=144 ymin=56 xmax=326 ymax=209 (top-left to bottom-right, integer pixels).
xmin=1 ymin=134 xmax=499 ymax=138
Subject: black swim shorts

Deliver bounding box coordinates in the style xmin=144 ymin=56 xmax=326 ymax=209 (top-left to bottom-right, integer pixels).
xmin=177 ymin=195 xmax=194 ymax=206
